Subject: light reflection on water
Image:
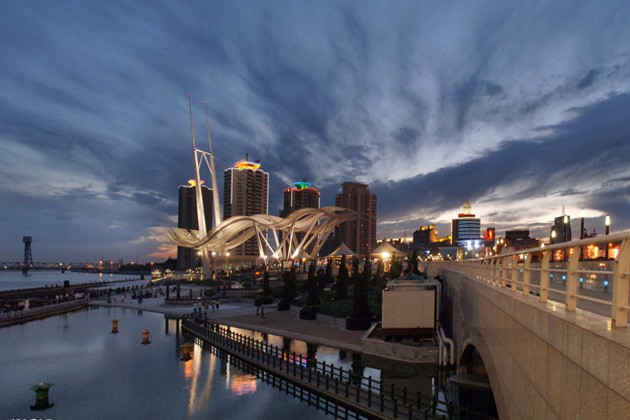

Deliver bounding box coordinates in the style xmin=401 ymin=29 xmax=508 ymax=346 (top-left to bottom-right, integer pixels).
xmin=0 ymin=307 xmax=332 ymax=419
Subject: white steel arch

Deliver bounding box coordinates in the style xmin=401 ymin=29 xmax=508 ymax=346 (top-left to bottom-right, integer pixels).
xmin=166 ymin=206 xmax=356 ymax=264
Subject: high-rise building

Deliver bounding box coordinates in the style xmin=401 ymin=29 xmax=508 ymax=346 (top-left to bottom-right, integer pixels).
xmin=282 ymin=178 xmax=320 ymax=257
xmin=223 ymin=155 xmax=269 ymax=256
xmin=550 ymin=214 xmax=572 ymax=244
xmin=451 ymin=201 xmax=481 ymax=248
xmin=177 ymin=180 xmax=213 ymax=270
xmin=335 ymin=182 xmax=377 ymax=256
xmin=282 ymin=178 xmax=320 ymax=217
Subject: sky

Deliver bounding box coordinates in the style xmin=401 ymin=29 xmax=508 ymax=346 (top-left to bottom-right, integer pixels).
xmin=1 ymin=1 xmax=629 ymax=264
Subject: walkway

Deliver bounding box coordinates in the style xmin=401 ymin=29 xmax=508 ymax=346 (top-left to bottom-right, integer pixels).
xmin=90 ymin=296 xmax=365 ymax=352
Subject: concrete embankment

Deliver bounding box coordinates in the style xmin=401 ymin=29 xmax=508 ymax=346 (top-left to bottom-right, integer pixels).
xmin=0 ymin=298 xmax=88 ymax=328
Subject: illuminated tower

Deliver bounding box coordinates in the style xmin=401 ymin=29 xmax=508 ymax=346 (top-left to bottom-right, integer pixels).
xmin=223 ymin=155 xmax=269 ymax=256
xmin=335 ymin=182 xmax=377 ymax=256
xmin=282 ymin=178 xmax=320 ymax=216
xmin=282 ymin=179 xmax=321 ymax=257
xmin=451 ymin=201 xmax=481 ymax=248
xmin=177 ymin=181 xmax=213 ymax=270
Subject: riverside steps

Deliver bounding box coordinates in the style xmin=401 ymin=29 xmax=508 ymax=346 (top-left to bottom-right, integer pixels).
xmin=182 ymin=319 xmax=457 ymax=420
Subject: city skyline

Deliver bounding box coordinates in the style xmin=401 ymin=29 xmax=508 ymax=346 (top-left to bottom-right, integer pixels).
xmin=1 ymin=2 xmax=629 ymax=263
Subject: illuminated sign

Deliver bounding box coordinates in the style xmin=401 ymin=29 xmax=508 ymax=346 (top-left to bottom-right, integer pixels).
xmin=294 ymin=181 xmax=312 ymax=190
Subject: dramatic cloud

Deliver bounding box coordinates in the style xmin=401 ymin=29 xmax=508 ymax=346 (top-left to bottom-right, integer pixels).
xmin=0 ymin=1 xmax=629 ymax=262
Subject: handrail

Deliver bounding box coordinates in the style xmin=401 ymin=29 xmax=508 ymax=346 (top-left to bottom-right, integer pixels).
xmin=426 ymin=231 xmax=630 ymax=328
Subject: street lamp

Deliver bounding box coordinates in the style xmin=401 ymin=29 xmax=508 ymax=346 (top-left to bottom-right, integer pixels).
xmin=580 ymin=209 xmax=585 ymax=260
xmin=605 ymin=215 xmax=611 ymax=259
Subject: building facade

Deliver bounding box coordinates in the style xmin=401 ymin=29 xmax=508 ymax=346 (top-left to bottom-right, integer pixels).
xmin=281 ymin=178 xmax=320 ymax=217
xmin=451 ymin=201 xmax=481 ymax=248
xmin=223 ymin=156 xmax=269 ymax=256
xmin=413 ymin=224 xmax=438 ymax=248
xmin=335 ymin=182 xmax=377 ymax=256
xmin=177 ymin=181 xmax=213 ymax=270
xmin=550 ymin=215 xmax=572 ymax=244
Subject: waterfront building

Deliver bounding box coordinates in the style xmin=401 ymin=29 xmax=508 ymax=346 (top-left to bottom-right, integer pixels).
xmin=335 ymin=182 xmax=377 ymax=257
xmin=451 ymin=201 xmax=481 ymax=250
xmin=281 ymin=179 xmax=321 ymax=257
xmin=281 ymin=178 xmax=320 ymax=216
xmin=177 ymin=180 xmax=213 ymax=270
xmin=413 ymin=225 xmax=438 ymax=248
xmin=223 ymin=155 xmax=269 ymax=256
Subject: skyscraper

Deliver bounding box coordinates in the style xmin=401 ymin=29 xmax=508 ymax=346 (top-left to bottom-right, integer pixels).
xmin=177 ymin=180 xmax=213 ymax=270
xmin=223 ymin=155 xmax=269 ymax=256
xmin=281 ymin=178 xmax=320 ymax=217
xmin=335 ymin=182 xmax=377 ymax=256
xmin=282 ymin=179 xmax=321 ymax=257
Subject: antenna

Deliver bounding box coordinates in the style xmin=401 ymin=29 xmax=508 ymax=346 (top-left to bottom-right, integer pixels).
xmin=187 ymin=94 xmax=210 ymax=276
xmin=204 ymin=101 xmax=223 ymax=226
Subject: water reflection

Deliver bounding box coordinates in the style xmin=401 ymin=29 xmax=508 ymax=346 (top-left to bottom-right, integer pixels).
xmin=0 ymin=308 xmax=331 ymax=419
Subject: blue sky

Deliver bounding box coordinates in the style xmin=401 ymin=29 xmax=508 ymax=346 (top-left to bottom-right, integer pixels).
xmin=1 ymin=1 xmax=629 ymax=263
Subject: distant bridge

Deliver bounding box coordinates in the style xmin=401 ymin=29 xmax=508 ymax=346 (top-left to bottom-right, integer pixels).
xmin=1 ymin=262 xmax=93 ymax=270
xmin=423 ymin=231 xmax=630 ymax=419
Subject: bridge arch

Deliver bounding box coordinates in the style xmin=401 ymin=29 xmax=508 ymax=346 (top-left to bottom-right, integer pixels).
xmin=457 ymin=330 xmax=504 ymax=419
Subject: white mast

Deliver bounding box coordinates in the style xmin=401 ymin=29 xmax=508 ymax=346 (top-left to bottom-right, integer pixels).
xmin=204 ymin=101 xmax=223 ymax=227
xmin=187 ymin=94 xmax=211 ymax=277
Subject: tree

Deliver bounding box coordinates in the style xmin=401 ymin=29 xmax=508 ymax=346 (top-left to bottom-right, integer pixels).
xmin=321 ymin=259 xmax=334 ymax=292
xmin=335 ymin=255 xmax=349 ymax=299
xmin=405 ymin=250 xmax=421 ymax=275
xmin=305 ymin=262 xmax=320 ymax=306
xmin=282 ymin=265 xmax=298 ymax=304
xmin=262 ymin=264 xmax=271 ymax=296
xmin=374 ymin=259 xmax=385 ymax=289
xmin=389 ymin=258 xmax=403 ymax=279
xmin=352 ymin=257 xmax=371 ymax=318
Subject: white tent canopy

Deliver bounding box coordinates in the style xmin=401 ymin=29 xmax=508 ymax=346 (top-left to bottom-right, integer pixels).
xmin=371 ymin=241 xmax=406 ymax=258
xmin=326 ymin=242 xmax=357 ymax=258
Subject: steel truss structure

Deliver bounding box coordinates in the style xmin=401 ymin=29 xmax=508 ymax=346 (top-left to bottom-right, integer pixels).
xmin=166 ymin=206 xmax=356 ymax=264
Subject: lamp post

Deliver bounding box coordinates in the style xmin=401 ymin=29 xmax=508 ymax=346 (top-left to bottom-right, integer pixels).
xmin=605 ymin=215 xmax=611 ymax=259
xmin=551 ymin=230 xmax=557 ymax=261
xmin=563 ymin=215 xmax=569 ymax=261
xmin=580 ymin=209 xmax=584 ymax=261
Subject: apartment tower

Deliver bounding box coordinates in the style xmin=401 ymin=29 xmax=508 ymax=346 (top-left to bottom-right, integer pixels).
xmin=223 ymin=155 xmax=269 ymax=256
xmin=335 ymin=182 xmax=377 ymax=256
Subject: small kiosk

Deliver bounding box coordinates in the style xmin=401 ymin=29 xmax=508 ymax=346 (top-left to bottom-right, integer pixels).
xmin=381 ymin=271 xmax=440 ymax=339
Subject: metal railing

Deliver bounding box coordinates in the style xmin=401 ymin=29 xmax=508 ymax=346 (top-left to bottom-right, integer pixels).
xmin=434 ymin=231 xmax=630 ymax=328
xmin=182 ymin=319 xmax=495 ymax=419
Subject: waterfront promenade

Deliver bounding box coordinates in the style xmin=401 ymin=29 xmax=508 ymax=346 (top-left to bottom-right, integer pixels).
xmin=90 ymin=294 xmax=366 ymax=353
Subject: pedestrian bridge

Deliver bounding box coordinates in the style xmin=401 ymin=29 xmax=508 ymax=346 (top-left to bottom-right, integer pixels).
xmin=424 ymin=231 xmax=630 ymax=419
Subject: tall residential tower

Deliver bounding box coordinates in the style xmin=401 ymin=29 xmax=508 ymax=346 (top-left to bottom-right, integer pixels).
xmin=223 ymin=156 xmax=269 ymax=256
xmin=335 ymin=182 xmax=377 ymax=256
